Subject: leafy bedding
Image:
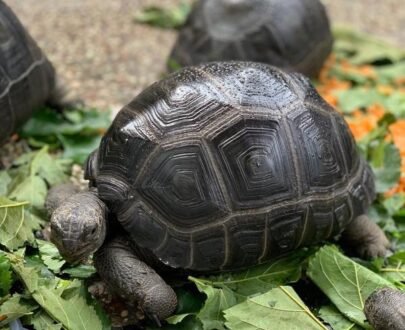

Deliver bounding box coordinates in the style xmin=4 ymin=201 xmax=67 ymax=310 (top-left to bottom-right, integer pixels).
xmin=0 ymin=26 xmax=404 ymax=330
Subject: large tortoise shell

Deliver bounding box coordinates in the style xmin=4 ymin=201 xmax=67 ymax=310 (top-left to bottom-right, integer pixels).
xmin=91 ymin=62 xmax=375 ymax=272
xmin=169 ymin=0 xmax=333 ymax=77
xmin=0 ymin=1 xmax=55 ymax=143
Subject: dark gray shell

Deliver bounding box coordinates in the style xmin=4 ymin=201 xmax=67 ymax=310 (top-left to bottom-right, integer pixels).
xmin=0 ymin=1 xmax=56 ymax=144
xmin=92 ymin=62 xmax=375 ymax=272
xmin=169 ymin=0 xmax=333 ymax=77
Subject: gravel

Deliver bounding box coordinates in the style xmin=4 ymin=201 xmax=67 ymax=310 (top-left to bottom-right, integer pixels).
xmin=6 ymin=0 xmax=403 ymax=112
xmin=5 ymin=0 xmax=181 ymax=111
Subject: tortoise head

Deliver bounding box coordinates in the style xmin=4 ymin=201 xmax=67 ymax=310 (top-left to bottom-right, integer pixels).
xmin=50 ymin=191 xmax=107 ymax=263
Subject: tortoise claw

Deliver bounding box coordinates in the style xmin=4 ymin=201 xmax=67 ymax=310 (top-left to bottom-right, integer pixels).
xmin=148 ymin=313 xmax=161 ymax=327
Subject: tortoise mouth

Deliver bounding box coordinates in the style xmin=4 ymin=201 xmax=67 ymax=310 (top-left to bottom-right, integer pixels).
xmin=60 ymin=247 xmax=94 ymax=264
xmin=56 ymin=240 xmax=98 ymax=264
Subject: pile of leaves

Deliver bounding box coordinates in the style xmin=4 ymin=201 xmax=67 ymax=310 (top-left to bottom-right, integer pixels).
xmin=0 ymin=17 xmax=404 ymax=330
xmin=0 ymin=110 xmax=111 ymax=330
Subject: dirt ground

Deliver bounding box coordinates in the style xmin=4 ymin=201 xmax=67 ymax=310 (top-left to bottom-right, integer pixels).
xmin=5 ymin=0 xmax=404 ymax=112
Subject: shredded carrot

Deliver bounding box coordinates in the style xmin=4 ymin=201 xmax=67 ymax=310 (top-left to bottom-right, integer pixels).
xmin=377 ymin=85 xmax=394 ymax=96
xmin=316 ymin=54 xmax=405 ymax=195
xmin=340 ymin=60 xmax=377 ymax=79
xmin=383 ymin=120 xmax=405 ymax=196
xmin=346 ymin=104 xmax=385 ymax=140
xmin=317 ymin=77 xmax=351 ymax=108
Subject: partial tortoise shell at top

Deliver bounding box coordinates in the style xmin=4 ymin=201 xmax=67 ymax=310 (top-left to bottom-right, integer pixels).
xmin=89 ymin=61 xmax=375 ymax=272
xmin=0 ymin=0 xmax=56 ymax=144
xmin=169 ymin=0 xmax=333 ymax=77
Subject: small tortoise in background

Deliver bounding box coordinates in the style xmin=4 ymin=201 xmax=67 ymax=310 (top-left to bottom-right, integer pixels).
xmin=48 ymin=62 xmax=389 ymax=323
xmin=0 ymin=0 xmax=70 ymax=144
xmin=169 ymin=0 xmax=333 ymax=77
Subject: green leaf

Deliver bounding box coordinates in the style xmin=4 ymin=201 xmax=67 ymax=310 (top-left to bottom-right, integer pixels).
xmin=307 ymin=245 xmax=395 ymax=328
xmin=333 ymin=27 xmax=405 ymax=64
xmin=4 ymin=147 xmax=71 ymax=209
xmin=37 ymin=240 xmax=65 ymax=273
xmin=0 ymin=294 xmax=37 ymax=327
xmin=383 ymin=194 xmax=405 ymax=216
xmin=30 ymin=147 xmax=71 ymax=186
xmin=0 ymin=197 xmax=43 ymax=250
xmin=336 ymin=88 xmax=383 ymax=113
xmin=10 ymin=257 xmax=105 ymax=330
xmin=58 ymin=134 xmax=102 ymax=165
xmin=190 ymin=277 xmax=237 ymax=330
xmin=148 ymin=315 xmax=203 ymax=330
xmin=191 ymin=250 xmax=310 ymax=301
xmin=0 ymin=172 xmax=11 ymax=196
xmin=61 ymin=264 xmax=96 ymax=279
xmin=183 ymin=250 xmax=312 ymax=329
xmin=224 ymin=286 xmax=327 ymax=330
xmin=8 ymin=176 xmax=47 ymax=208
xmin=0 ymin=254 xmax=12 ymax=297
xmin=29 ymin=311 xmax=62 ymax=330
xmin=371 ymin=143 xmax=401 ymax=193
xmin=174 ymin=287 xmax=205 ymax=316
xmin=20 ymin=108 xmax=110 ymax=137
xmin=377 ymin=252 xmax=405 ymax=287
xmin=375 ymin=61 xmax=405 ymax=84
xmin=167 ymin=58 xmax=183 ymax=72
xmin=318 ymin=305 xmax=362 ymax=330
xmin=135 ymin=2 xmax=191 ymax=29
xmin=34 ymin=287 xmax=103 ymax=330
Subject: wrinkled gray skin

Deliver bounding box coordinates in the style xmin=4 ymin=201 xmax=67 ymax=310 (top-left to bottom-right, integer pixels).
xmin=340 ymin=215 xmax=390 ymax=259
xmin=48 ymin=186 xmax=177 ymax=321
xmin=50 ymin=189 xmax=107 ymax=264
xmin=364 ymin=287 xmax=405 ymax=330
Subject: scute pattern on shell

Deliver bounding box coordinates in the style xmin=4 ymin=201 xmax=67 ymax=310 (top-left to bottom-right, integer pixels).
xmin=94 ymin=62 xmax=375 ymax=272
xmin=0 ymin=1 xmax=55 ymax=143
xmin=169 ymin=0 xmax=333 ymax=77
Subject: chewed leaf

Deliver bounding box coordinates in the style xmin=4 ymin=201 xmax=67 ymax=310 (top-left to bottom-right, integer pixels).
xmin=186 ymin=250 xmax=312 ymax=329
xmin=192 ymin=249 xmax=310 ymax=301
xmin=0 ymin=253 xmax=12 ymax=297
xmin=307 ymin=245 xmax=394 ymax=327
xmin=0 ymin=294 xmax=37 ymax=327
xmin=224 ymin=286 xmax=327 ymax=330
xmin=0 ymin=197 xmax=43 ymax=250
xmin=318 ymin=305 xmax=362 ymax=330
xmin=29 ymin=310 xmax=62 ymax=330
xmin=37 ymin=240 xmax=66 ymax=273
xmin=10 ymin=256 xmax=105 ymax=330
xmin=190 ymin=277 xmax=237 ymax=330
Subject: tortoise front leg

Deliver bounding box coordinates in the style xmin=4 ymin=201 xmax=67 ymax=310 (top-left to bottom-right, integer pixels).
xmin=340 ymin=215 xmax=390 ymax=259
xmin=94 ymin=236 xmax=177 ymax=323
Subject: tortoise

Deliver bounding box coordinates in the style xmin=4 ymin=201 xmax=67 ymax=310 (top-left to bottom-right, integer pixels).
xmin=169 ymin=0 xmax=333 ymax=77
xmin=48 ymin=62 xmax=390 ymax=322
xmin=364 ymin=288 xmax=405 ymax=330
xmin=0 ymin=1 xmax=70 ymax=144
